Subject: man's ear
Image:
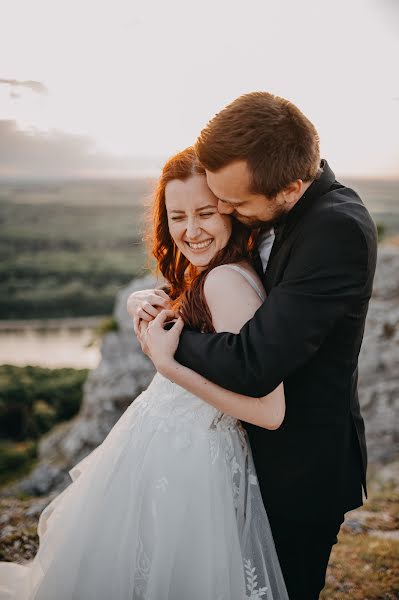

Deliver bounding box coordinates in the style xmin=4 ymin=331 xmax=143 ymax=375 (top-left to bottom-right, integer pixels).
xmin=282 ymin=179 xmax=303 ymax=205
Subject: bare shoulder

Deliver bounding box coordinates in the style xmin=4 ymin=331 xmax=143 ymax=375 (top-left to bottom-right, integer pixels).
xmin=204 ymin=262 xmax=264 ymax=303
xmin=203 ymin=262 xmax=265 ymax=333
xmin=204 ymin=262 xmax=263 ymax=293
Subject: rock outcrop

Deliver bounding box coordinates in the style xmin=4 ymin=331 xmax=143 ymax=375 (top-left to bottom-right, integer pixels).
xmin=358 ymin=244 xmax=399 ymax=462
xmin=6 ymin=246 xmax=399 ymax=497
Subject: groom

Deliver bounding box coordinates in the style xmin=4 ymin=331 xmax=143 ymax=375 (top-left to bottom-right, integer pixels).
xmin=128 ymin=92 xmax=377 ymax=600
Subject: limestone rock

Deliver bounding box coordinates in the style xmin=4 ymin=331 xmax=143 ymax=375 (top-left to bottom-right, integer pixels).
xmin=358 ymin=245 xmax=399 ymax=463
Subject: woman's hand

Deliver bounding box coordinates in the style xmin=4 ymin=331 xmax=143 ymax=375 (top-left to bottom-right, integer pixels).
xmin=137 ymin=309 xmax=184 ymax=374
xmin=126 ymin=288 xmax=172 ymax=335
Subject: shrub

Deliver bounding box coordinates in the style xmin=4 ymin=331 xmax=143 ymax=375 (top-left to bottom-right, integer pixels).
xmin=0 ymin=365 xmax=88 ymax=441
xmin=0 ymin=440 xmax=38 ymax=483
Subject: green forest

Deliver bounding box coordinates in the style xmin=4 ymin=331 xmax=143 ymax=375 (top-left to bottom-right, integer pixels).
xmin=1 ymin=177 xmax=399 ymax=320
xmin=0 ymin=179 xmax=154 ymax=319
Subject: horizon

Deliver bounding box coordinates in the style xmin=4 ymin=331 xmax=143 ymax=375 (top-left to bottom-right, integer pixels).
xmin=1 ymin=172 xmax=399 ymax=183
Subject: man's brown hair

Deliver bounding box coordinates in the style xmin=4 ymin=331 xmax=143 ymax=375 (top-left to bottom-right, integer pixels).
xmin=195 ymin=91 xmax=320 ymax=198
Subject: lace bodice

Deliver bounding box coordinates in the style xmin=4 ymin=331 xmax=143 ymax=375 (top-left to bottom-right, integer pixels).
xmin=132 ymin=373 xmax=239 ymax=434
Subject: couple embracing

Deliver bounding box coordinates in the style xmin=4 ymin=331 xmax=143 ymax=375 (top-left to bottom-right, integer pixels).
xmin=0 ymin=92 xmax=377 ymax=600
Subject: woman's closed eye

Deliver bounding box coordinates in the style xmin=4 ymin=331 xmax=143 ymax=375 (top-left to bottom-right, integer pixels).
xmin=171 ymin=212 xmax=215 ymax=221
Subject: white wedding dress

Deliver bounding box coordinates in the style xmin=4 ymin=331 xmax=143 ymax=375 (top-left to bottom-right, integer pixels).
xmin=0 ymin=265 xmax=289 ymax=600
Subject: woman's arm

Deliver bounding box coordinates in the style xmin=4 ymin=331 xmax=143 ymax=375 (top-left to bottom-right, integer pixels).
xmin=159 ymin=359 xmax=285 ymax=430
xmin=144 ymin=266 xmax=285 ymax=430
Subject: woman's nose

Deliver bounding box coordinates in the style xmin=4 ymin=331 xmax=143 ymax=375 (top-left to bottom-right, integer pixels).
xmin=186 ymin=217 xmax=202 ymax=239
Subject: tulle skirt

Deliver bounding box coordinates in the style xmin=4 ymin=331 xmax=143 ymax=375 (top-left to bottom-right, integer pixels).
xmin=0 ymin=374 xmax=288 ymax=599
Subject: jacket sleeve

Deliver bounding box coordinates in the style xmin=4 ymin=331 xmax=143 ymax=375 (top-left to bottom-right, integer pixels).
xmin=173 ymin=210 xmax=373 ymax=397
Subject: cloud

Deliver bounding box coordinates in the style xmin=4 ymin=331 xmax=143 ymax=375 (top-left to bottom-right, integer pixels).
xmin=0 ymin=78 xmax=48 ymax=95
xmin=0 ymin=120 xmax=147 ymax=178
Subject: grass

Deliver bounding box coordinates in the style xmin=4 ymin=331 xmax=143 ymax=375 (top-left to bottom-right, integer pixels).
xmin=321 ymin=532 xmax=398 ymax=599
xmin=320 ymin=482 xmax=399 ymax=599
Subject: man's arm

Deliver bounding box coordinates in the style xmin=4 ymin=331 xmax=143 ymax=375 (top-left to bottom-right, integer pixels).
xmin=174 ymin=211 xmax=373 ymax=397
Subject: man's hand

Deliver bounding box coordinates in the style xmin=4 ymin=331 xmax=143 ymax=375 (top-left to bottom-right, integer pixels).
xmin=138 ymin=309 xmax=184 ymax=374
xmin=126 ymin=288 xmax=172 ymax=335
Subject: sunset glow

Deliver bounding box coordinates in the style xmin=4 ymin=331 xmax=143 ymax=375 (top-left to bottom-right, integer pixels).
xmin=1 ymin=0 xmax=398 ymax=177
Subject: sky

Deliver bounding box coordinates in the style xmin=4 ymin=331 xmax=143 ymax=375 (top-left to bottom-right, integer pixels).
xmin=0 ymin=0 xmax=398 ymax=177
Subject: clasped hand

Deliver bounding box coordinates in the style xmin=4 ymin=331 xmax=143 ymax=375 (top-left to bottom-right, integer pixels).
xmin=126 ymin=289 xmax=184 ymax=372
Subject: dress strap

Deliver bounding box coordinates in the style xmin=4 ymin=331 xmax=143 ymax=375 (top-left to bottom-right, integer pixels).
xmin=217 ymin=264 xmax=266 ymax=302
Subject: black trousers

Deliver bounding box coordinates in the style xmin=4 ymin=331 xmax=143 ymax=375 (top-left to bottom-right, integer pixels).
xmin=268 ymin=513 xmax=345 ymax=600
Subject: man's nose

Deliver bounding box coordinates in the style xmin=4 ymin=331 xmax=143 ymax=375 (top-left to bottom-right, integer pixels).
xmin=218 ymin=199 xmax=233 ymax=214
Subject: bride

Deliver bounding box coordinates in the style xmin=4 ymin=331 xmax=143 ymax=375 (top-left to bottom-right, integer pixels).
xmin=0 ymin=147 xmax=289 ymax=600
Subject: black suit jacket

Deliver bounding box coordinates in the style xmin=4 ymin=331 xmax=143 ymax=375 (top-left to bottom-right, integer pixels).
xmin=174 ymin=160 xmax=378 ymax=523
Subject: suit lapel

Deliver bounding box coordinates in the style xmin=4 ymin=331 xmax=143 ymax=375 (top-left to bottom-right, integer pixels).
xmin=263 ymin=235 xmax=291 ymax=293
xmin=262 ymin=159 xmax=336 ymax=292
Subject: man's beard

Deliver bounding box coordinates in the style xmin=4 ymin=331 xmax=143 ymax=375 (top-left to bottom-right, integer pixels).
xmin=233 ymin=205 xmax=288 ymax=230
xmin=239 ymin=219 xmax=271 ymax=230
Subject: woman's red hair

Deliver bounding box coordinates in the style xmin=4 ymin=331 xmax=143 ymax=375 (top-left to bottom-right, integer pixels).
xmin=145 ymin=146 xmax=260 ymax=333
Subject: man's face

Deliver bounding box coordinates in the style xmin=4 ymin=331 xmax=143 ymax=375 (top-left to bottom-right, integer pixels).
xmin=206 ymin=160 xmax=288 ymax=229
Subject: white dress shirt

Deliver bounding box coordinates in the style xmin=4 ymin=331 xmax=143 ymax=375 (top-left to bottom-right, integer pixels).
xmin=257 ymin=227 xmax=275 ymax=273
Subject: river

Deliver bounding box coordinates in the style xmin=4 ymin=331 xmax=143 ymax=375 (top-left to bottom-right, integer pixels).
xmin=0 ymin=317 xmax=104 ymax=369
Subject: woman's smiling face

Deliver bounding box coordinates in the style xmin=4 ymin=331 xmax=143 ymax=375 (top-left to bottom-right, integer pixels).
xmin=165 ymin=174 xmax=232 ymax=269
